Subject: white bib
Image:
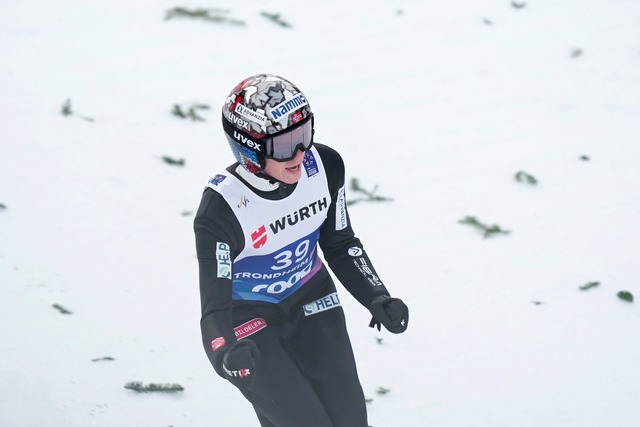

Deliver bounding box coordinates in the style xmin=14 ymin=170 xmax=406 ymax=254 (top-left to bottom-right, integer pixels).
xmin=207 ymin=148 xmax=331 ymax=303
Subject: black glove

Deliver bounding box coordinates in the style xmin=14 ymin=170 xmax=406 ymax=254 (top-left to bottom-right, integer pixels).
xmin=369 ymin=295 xmax=409 ymax=334
xmin=222 ymin=340 xmax=261 ymax=389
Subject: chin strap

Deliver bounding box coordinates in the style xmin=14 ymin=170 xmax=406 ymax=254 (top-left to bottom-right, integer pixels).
xmin=256 ymin=171 xmax=277 ymax=183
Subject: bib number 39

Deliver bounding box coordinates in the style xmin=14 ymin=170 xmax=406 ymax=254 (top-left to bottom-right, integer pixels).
xmin=271 ymin=240 xmax=309 ymax=271
xmin=251 ymin=240 xmax=312 ymax=295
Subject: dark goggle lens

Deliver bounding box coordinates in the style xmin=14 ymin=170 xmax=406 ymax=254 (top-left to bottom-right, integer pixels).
xmin=266 ymin=118 xmax=313 ymax=161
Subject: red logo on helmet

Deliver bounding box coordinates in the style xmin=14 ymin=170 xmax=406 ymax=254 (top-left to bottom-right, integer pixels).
xmin=251 ymin=225 xmax=267 ymax=248
xmin=292 ymin=111 xmax=303 ymax=123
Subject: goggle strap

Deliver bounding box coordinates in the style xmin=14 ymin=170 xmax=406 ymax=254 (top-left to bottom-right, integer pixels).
xmin=221 ymin=116 xmax=264 ymax=154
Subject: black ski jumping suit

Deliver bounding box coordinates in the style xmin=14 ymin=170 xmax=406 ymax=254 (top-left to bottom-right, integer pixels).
xmin=194 ymin=144 xmax=390 ymax=427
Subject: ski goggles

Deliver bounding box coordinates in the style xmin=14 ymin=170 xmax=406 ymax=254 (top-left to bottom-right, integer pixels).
xmin=223 ymin=113 xmax=314 ymax=162
xmin=264 ymin=114 xmax=314 ymax=162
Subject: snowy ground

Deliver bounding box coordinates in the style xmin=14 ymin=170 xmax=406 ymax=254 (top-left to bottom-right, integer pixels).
xmin=1 ymin=1 xmax=639 ymax=426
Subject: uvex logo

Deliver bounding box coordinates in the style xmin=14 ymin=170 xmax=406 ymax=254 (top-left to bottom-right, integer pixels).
xmin=251 ymin=225 xmax=267 ymax=249
xmin=226 ymin=112 xmax=249 ymax=130
xmin=233 ymin=131 xmax=262 ymax=151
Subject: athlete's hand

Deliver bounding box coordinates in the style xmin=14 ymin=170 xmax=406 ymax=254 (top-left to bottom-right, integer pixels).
xmin=369 ymin=295 xmax=409 ymax=334
xmin=222 ymin=340 xmax=261 ymax=389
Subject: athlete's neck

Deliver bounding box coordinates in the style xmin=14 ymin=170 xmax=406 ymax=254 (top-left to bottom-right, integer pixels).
xmin=235 ymin=165 xmax=280 ymax=192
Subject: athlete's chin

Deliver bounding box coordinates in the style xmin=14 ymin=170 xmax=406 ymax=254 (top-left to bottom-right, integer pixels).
xmin=279 ymin=173 xmax=302 ymax=185
xmin=279 ymin=164 xmax=302 ymax=184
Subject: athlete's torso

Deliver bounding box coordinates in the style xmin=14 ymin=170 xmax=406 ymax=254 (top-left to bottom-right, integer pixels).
xmin=207 ymin=147 xmax=331 ymax=304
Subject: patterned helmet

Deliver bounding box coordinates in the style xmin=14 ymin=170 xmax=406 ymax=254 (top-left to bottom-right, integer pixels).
xmin=221 ymin=74 xmax=314 ymax=173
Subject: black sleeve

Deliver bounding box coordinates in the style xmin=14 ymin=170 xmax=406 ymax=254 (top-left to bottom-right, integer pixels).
xmin=315 ymin=144 xmax=390 ymax=308
xmin=194 ymin=188 xmax=244 ymax=377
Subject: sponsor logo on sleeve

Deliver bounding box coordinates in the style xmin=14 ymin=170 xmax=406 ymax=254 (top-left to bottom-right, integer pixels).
xmin=223 ymin=366 xmax=252 ymax=378
xmin=335 ymin=186 xmax=347 ymax=230
xmin=348 ymin=247 xmax=363 ymax=257
xmin=353 ymin=257 xmax=383 ymax=286
xmin=211 ymin=337 xmax=226 ymax=352
xmin=234 ymin=318 xmax=267 ymax=340
xmin=303 ymin=292 xmax=342 ymax=316
xmin=216 ymin=242 xmax=232 ymax=279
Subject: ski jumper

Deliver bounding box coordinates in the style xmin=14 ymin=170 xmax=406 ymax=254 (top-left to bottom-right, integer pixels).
xmin=194 ymin=144 xmax=390 ymax=427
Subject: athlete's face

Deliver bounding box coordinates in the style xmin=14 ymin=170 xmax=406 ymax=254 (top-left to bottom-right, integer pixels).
xmin=263 ymin=149 xmax=306 ymax=185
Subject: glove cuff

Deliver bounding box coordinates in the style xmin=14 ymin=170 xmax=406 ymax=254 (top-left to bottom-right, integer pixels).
xmin=368 ymin=294 xmax=391 ymax=310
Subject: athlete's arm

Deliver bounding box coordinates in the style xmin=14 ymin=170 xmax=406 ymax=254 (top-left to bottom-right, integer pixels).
xmin=194 ymin=188 xmax=244 ymax=377
xmin=315 ymin=144 xmax=390 ymax=308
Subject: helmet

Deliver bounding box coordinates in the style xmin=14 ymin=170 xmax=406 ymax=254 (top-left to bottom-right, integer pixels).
xmin=221 ymin=74 xmax=314 ymax=174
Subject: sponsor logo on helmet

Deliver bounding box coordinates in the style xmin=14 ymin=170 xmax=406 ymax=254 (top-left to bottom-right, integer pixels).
xmin=235 ymin=103 xmax=267 ymax=126
xmin=233 ymin=131 xmax=262 ymax=151
xmin=303 ymin=292 xmax=341 ymax=316
xmin=225 ymin=111 xmax=250 ymax=130
xmin=269 ymin=93 xmax=308 ymax=121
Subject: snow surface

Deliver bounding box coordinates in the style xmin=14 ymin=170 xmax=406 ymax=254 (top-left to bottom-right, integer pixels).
xmin=1 ymin=0 xmax=640 ymax=426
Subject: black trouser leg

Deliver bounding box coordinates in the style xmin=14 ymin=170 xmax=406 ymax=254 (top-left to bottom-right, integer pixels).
xmin=290 ymin=305 xmax=369 ymax=427
xmin=240 ymin=321 xmax=334 ymax=427
xmin=237 ymin=305 xmax=368 ymax=427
